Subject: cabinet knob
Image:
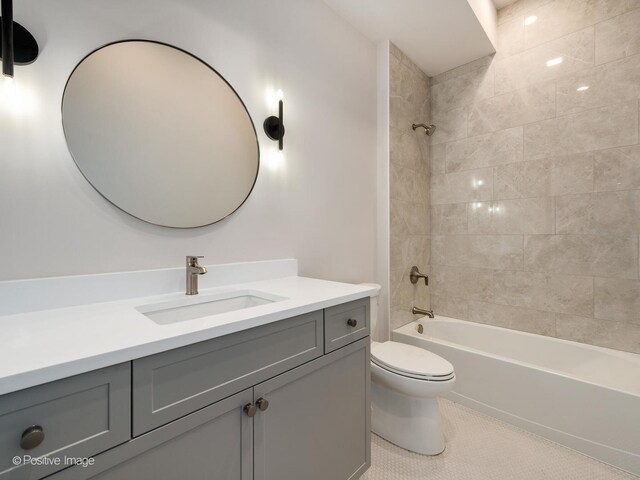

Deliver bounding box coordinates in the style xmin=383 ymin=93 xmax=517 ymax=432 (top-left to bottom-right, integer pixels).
xmin=347 ymin=318 xmax=358 ymax=327
xmin=244 ymin=403 xmax=257 ymax=418
xmin=20 ymin=425 xmax=45 ymax=450
xmin=256 ymin=397 xmax=269 ymax=411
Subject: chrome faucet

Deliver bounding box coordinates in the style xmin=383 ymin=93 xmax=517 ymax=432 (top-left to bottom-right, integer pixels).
xmin=412 ymin=306 xmax=435 ymax=318
xmin=186 ymin=256 xmax=207 ymax=295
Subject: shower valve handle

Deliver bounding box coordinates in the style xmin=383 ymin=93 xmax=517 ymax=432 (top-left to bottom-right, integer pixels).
xmin=409 ymin=266 xmax=429 ymax=286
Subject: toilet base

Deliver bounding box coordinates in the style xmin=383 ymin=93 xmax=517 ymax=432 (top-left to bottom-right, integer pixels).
xmin=371 ymin=382 xmax=445 ymax=455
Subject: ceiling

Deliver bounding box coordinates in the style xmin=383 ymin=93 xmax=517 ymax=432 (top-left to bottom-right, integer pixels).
xmin=321 ymin=0 xmax=498 ymax=76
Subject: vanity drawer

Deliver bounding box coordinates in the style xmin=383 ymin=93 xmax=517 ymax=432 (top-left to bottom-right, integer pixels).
xmin=132 ymin=310 xmax=323 ymax=435
xmin=0 ymin=363 xmax=131 ymax=480
xmin=324 ymin=298 xmax=370 ymax=353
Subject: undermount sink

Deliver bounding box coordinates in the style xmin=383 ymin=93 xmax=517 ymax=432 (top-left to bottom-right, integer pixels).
xmin=137 ymin=290 xmax=287 ymax=325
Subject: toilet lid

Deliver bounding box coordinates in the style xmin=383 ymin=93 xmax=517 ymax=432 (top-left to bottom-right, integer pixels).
xmin=371 ymin=341 xmax=454 ymax=379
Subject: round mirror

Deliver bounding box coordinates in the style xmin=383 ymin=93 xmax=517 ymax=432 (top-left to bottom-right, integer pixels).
xmin=62 ymin=41 xmax=259 ymax=228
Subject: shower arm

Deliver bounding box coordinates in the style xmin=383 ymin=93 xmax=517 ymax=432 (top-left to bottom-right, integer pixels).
xmin=412 ymin=123 xmax=436 ymax=136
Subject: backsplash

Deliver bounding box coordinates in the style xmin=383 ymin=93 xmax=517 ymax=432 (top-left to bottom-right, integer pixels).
xmin=388 ymin=43 xmax=431 ymax=331
xmin=428 ymin=0 xmax=640 ymax=353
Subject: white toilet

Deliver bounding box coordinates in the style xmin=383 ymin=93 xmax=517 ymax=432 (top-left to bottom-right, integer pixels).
xmin=364 ymin=284 xmax=456 ymax=455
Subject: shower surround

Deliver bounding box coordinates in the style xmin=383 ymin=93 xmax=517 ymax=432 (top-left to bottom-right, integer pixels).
xmin=428 ymin=0 xmax=640 ymax=354
xmin=388 ymin=43 xmax=431 ymax=331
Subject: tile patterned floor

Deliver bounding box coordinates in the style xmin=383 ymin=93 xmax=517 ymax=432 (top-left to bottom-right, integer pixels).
xmin=362 ymin=398 xmax=638 ymax=480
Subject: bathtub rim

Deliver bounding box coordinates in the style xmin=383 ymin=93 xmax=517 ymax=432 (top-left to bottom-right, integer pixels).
xmin=396 ymin=315 xmax=640 ymax=398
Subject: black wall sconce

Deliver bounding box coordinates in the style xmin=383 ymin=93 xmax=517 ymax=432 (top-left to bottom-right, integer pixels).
xmin=263 ymin=98 xmax=285 ymax=150
xmin=1 ymin=0 xmax=39 ymax=77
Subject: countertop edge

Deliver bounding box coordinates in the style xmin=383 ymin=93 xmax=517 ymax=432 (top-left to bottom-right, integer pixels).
xmin=0 ymin=286 xmax=373 ymax=396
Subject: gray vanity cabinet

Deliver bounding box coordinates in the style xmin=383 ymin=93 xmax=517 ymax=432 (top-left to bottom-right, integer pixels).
xmin=0 ymin=363 xmax=130 ymax=480
xmin=11 ymin=299 xmax=371 ymax=480
xmin=48 ymin=388 xmax=253 ymax=480
xmin=253 ymin=339 xmax=370 ymax=480
xmin=132 ymin=310 xmax=324 ymax=436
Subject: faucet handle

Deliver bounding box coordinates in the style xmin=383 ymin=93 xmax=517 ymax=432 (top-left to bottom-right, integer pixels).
xmin=186 ymin=255 xmax=204 ymax=265
xmin=409 ymin=266 xmax=429 ymax=285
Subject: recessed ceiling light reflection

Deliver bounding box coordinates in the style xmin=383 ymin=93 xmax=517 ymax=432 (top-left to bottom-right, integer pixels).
xmin=546 ymin=57 xmax=563 ymax=67
xmin=524 ymin=15 xmax=538 ymax=26
xmin=576 ymin=85 xmax=589 ymax=92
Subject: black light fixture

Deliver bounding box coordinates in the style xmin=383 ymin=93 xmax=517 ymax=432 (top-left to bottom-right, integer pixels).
xmin=263 ymin=97 xmax=285 ymax=150
xmin=1 ymin=0 xmax=39 ymax=78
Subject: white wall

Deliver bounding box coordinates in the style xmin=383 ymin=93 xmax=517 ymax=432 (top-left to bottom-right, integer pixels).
xmin=375 ymin=41 xmax=390 ymax=341
xmin=0 ymin=0 xmax=378 ymax=283
xmin=466 ymin=0 xmax=498 ymax=49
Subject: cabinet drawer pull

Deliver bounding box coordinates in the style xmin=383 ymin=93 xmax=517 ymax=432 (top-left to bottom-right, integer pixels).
xmin=244 ymin=403 xmax=257 ymax=418
xmin=347 ymin=318 xmax=358 ymax=327
xmin=256 ymin=398 xmax=269 ymax=411
xmin=20 ymin=425 xmax=45 ymax=450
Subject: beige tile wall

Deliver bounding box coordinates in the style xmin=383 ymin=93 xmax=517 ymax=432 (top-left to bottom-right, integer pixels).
xmin=428 ymin=0 xmax=640 ymax=354
xmin=389 ymin=43 xmax=431 ymax=330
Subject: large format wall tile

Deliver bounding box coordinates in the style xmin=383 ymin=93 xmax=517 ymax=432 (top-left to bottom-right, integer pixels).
xmin=430 ymin=106 xmax=468 ymax=145
xmin=390 ymin=163 xmax=429 ymax=204
xmin=556 ymin=54 xmax=640 ymax=115
xmin=428 ymin=0 xmax=640 ymax=353
xmin=594 ymin=145 xmax=640 ymax=192
xmin=390 ymin=129 xmax=427 ymax=172
xmin=496 ymin=17 xmax=526 ymax=60
xmin=595 ymin=7 xmax=640 ymax=65
xmin=556 ymin=190 xmax=640 ymax=235
xmin=468 ymin=82 xmax=556 ymax=136
xmin=431 ymin=294 xmax=469 ymax=320
xmin=494 ymin=153 xmax=594 ymax=199
xmin=492 ymin=270 xmax=594 ymax=316
xmin=391 ymin=199 xmax=429 ymax=236
xmin=524 ymin=102 xmax=638 ymax=160
xmin=390 ymin=96 xmax=417 ymax=132
xmin=555 ymin=314 xmax=640 ymax=354
xmin=494 ymin=28 xmax=594 ymax=95
xmin=468 ymin=198 xmax=555 ymax=234
xmin=430 ymin=265 xmax=495 ymax=303
xmin=468 ymin=301 xmax=556 ymax=336
xmin=431 ymin=168 xmax=493 ymax=205
xmin=431 ymin=66 xmax=494 ymax=113
xmin=497 ymin=0 xmax=555 ymax=25
xmin=430 ymin=143 xmax=446 ymax=175
xmin=441 ymin=235 xmax=524 ymax=270
xmin=444 ymin=56 xmax=493 ymax=83
xmin=524 ymin=234 xmax=639 ymax=279
xmin=389 ymin=43 xmax=431 ymax=332
xmin=390 ymin=43 xmax=430 ymax=104
xmin=594 ymin=277 xmax=640 ymax=323
xmin=391 ymin=234 xmax=430 ymax=273
xmin=446 ymin=127 xmax=523 ymax=173
xmin=431 ymin=235 xmax=447 ymax=265
xmin=524 ymin=0 xmax=640 ymax=49
xmin=431 ymin=203 xmax=468 ymax=234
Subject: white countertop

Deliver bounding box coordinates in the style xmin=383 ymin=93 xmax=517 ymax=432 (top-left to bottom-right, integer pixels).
xmin=0 ymin=275 xmax=375 ymax=396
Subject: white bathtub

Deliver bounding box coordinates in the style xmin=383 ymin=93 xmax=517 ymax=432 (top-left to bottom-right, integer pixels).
xmin=393 ymin=316 xmax=640 ymax=476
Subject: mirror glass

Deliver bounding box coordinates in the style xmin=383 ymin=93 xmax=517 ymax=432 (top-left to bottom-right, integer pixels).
xmin=62 ymin=41 xmax=259 ymax=228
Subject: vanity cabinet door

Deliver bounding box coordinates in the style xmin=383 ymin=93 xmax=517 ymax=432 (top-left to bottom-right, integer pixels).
xmin=253 ymin=339 xmax=370 ymax=480
xmin=133 ymin=310 xmax=324 ymax=436
xmin=50 ymin=389 xmax=253 ymax=480
xmin=0 ymin=363 xmax=130 ymax=480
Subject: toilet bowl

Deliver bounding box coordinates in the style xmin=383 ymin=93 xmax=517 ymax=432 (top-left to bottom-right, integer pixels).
xmin=362 ymin=283 xmax=455 ymax=455
xmin=371 ymin=341 xmax=455 ymax=455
